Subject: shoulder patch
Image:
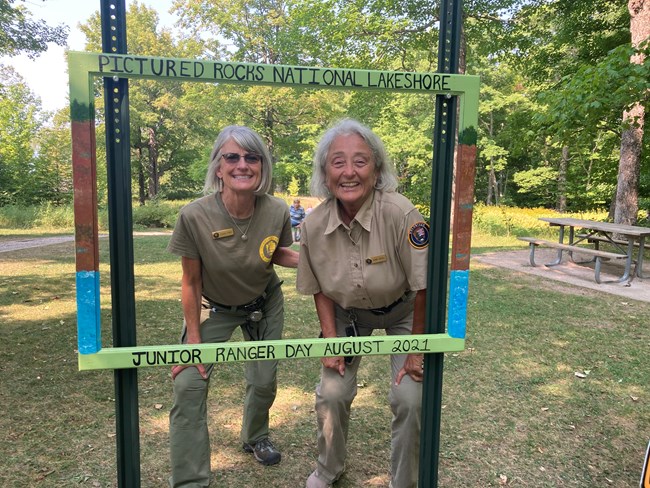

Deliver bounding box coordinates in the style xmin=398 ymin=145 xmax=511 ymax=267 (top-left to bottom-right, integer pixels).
xmin=408 ymin=221 xmax=430 ymax=249
xmin=259 ymin=235 xmax=279 ymax=262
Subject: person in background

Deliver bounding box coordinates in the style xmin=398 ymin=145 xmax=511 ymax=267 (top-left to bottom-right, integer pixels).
xmin=297 ymin=119 xmax=428 ymax=488
xmin=167 ymin=125 xmax=298 ymax=488
xmin=290 ymin=198 xmax=306 ymax=241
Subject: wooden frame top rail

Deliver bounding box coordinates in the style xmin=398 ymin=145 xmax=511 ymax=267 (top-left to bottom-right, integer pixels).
xmin=539 ymin=217 xmax=650 ymax=237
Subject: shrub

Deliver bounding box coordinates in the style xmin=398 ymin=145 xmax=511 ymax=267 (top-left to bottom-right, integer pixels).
xmin=131 ymin=200 xmax=187 ymax=229
xmin=471 ymin=204 xmax=609 ymax=238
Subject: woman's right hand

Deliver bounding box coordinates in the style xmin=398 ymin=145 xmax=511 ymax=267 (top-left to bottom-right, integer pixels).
xmin=171 ymin=362 xmax=207 ymax=380
xmin=171 ymin=330 xmax=207 ymax=380
xmin=321 ymin=356 xmax=346 ymax=376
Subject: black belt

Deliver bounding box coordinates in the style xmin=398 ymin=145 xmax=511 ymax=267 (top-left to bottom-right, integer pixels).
xmin=367 ymin=294 xmax=407 ymax=315
xmin=206 ymin=295 xmax=265 ymax=313
xmin=204 ymin=280 xmax=283 ymax=314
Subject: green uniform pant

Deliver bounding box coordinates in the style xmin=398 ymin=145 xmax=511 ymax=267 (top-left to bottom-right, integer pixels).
xmin=313 ymin=296 xmax=422 ymax=488
xmin=169 ymin=283 xmax=284 ymax=488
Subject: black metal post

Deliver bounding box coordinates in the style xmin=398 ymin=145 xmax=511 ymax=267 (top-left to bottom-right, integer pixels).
xmin=419 ymin=0 xmax=462 ymax=486
xmin=100 ymin=0 xmax=141 ymax=486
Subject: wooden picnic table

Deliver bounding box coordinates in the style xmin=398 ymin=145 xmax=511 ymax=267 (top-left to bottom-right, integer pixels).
xmin=518 ymin=217 xmax=650 ymax=284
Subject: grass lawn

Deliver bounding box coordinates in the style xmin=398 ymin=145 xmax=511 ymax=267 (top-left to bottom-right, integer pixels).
xmin=1 ymin=229 xmax=648 ymax=487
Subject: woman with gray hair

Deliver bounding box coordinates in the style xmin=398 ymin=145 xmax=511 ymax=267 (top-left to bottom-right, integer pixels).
xmin=167 ymin=125 xmax=297 ymax=487
xmin=297 ymin=119 xmax=428 ymax=488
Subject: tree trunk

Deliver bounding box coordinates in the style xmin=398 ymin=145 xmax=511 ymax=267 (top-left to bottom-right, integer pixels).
xmin=614 ymin=0 xmax=648 ymax=225
xmin=138 ymin=166 xmax=146 ymax=206
xmin=557 ymin=145 xmax=568 ymax=213
xmin=486 ymin=111 xmax=497 ymax=205
xmin=147 ymin=127 xmax=159 ymax=199
xmin=136 ymin=146 xmax=146 ymax=205
xmin=487 ymin=159 xmax=498 ymax=205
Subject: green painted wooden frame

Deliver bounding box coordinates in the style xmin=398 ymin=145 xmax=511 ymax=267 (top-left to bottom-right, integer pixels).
xmin=68 ymin=51 xmax=479 ymax=371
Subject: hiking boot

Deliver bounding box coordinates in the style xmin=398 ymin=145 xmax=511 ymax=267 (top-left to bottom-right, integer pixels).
xmin=243 ymin=438 xmax=281 ymax=466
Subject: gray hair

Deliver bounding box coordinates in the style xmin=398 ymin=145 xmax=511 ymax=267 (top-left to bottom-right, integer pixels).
xmin=203 ymin=125 xmax=273 ymax=195
xmin=310 ymin=118 xmax=399 ymax=198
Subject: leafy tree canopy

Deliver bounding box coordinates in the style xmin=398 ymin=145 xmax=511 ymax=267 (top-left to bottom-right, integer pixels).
xmin=0 ymin=0 xmax=68 ymax=58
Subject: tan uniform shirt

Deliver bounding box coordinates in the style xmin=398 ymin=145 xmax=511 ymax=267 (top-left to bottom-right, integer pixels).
xmin=168 ymin=193 xmax=293 ymax=306
xmin=297 ymin=190 xmax=429 ymax=309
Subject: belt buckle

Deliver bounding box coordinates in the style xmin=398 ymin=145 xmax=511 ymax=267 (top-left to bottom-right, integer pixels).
xmin=248 ymin=309 xmax=263 ymax=322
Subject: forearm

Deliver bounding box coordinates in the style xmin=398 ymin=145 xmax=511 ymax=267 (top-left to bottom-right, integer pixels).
xmin=272 ymin=246 xmax=299 ymax=268
xmin=411 ymin=289 xmax=427 ymax=335
xmin=313 ymin=292 xmax=337 ymax=338
xmin=180 ymin=257 xmax=203 ymax=343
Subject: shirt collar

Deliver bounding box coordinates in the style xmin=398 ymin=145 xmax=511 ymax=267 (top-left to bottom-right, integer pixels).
xmin=323 ymin=191 xmax=375 ymax=235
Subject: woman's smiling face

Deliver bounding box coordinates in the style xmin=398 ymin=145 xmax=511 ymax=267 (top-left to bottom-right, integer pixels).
xmin=216 ymin=138 xmax=262 ymax=194
xmin=325 ymin=133 xmax=377 ymax=212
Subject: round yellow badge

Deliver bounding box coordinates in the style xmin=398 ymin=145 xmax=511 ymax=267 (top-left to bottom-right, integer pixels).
xmin=259 ymin=236 xmax=279 ymax=262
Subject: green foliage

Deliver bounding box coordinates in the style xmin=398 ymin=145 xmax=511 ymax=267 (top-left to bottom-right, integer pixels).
xmin=535 ymin=43 xmax=650 ymax=145
xmin=471 ymin=203 xmax=610 ymax=239
xmin=273 ymin=158 xmax=311 ymax=194
xmin=287 ymin=176 xmax=300 ymax=197
xmin=0 ymin=66 xmax=43 ymax=206
xmin=131 ymin=199 xmax=187 ymax=229
xmin=0 ymin=204 xmax=38 ymax=228
xmin=0 ymin=202 xmax=74 ymax=230
xmin=2 ymin=0 xmax=647 ymax=216
xmin=0 ymin=200 xmax=190 ymax=231
xmin=0 ymin=0 xmax=68 ymax=58
xmin=512 ymin=166 xmax=558 ymax=207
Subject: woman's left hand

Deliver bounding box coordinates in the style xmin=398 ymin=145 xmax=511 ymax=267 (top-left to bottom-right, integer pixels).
xmin=395 ymin=353 xmax=424 ymax=385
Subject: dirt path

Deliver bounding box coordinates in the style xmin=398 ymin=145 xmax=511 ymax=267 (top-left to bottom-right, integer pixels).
xmin=0 ymin=235 xmax=75 ymax=253
xmin=0 ymin=231 xmax=170 ymax=253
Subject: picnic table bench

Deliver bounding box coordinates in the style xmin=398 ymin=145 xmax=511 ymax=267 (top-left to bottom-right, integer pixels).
xmin=577 ymin=233 xmax=650 ymax=250
xmin=518 ymin=237 xmax=628 ymax=284
xmin=518 ymin=218 xmax=650 ymax=284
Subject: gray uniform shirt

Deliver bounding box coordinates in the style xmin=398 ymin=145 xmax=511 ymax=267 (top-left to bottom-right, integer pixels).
xmin=297 ymin=190 xmax=429 ymax=310
xmin=168 ymin=193 xmax=293 ymax=306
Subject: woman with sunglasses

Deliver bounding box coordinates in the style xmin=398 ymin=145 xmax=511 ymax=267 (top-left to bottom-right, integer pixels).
xmin=167 ymin=125 xmax=298 ymax=487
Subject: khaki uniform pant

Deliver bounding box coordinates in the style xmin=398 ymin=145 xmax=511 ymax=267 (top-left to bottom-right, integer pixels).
xmin=169 ymin=283 xmax=284 ymax=488
xmin=314 ymin=296 xmax=422 ymax=488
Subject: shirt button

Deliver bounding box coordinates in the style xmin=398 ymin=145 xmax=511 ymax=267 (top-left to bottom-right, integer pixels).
xmin=356 ymin=284 xmax=361 ymax=288
xmin=354 ymin=263 xmax=359 ymax=268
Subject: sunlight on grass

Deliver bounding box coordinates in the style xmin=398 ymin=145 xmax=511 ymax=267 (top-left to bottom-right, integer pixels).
xmin=538 ymin=378 xmax=573 ymax=398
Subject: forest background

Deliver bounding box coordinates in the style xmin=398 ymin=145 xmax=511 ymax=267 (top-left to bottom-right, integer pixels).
xmin=1 ymin=0 xmax=649 ymax=226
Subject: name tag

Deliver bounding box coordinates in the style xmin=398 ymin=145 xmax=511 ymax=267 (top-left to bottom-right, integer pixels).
xmin=212 ymin=228 xmax=234 ymax=239
xmin=365 ymin=254 xmax=387 ymax=265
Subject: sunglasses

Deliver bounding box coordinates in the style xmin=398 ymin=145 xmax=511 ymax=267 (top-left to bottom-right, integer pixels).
xmin=221 ymin=152 xmax=262 ymax=165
